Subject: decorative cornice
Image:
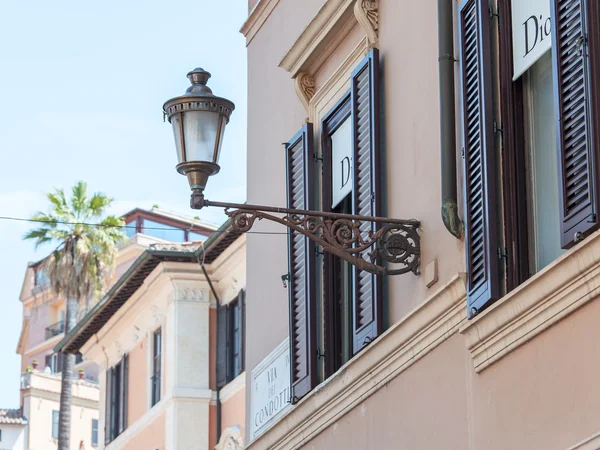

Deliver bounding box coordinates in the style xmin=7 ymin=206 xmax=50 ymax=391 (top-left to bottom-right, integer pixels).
xmin=174 ymin=286 xmax=207 ymax=302
xmin=294 ymin=72 xmax=316 ymax=111
xmin=461 ymin=228 xmax=600 ymax=373
xmin=246 ymin=274 xmax=467 ymax=450
xmin=279 ymin=0 xmax=356 ymax=77
xmin=354 ymin=0 xmax=378 ymax=45
xmin=240 ymin=0 xmax=280 ymax=46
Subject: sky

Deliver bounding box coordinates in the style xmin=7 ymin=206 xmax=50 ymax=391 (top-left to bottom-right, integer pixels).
xmin=0 ymin=0 xmax=248 ymax=407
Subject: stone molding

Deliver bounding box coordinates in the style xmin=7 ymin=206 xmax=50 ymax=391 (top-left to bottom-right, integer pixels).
xmin=240 ymin=0 xmax=280 ymax=46
xmin=246 ymin=274 xmax=467 ymax=449
xmin=216 ymin=425 xmax=245 ymax=450
xmin=294 ymin=73 xmax=316 ymax=111
xmin=460 ymin=229 xmax=600 ymax=373
xmin=354 ymin=0 xmax=378 ymax=45
xmin=220 ymin=371 xmax=245 ymax=403
xmin=569 ymin=431 xmax=600 ymax=450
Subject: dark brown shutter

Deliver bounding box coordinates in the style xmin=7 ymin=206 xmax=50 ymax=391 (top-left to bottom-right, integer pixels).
xmin=122 ymin=354 xmax=128 ymax=430
xmin=350 ymin=48 xmax=383 ymax=352
xmin=216 ymin=304 xmax=228 ymax=388
xmin=285 ymin=123 xmax=317 ymax=402
xmin=117 ymin=357 xmax=126 ymax=434
xmin=237 ymin=289 xmax=245 ymax=373
xmin=551 ymin=0 xmax=600 ymax=248
xmin=459 ymin=0 xmax=500 ymax=317
xmin=104 ymin=367 xmax=112 ymax=444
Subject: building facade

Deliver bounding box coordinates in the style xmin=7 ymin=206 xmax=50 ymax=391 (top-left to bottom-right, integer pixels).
xmin=57 ymin=222 xmax=246 ymax=450
xmin=15 ymin=207 xmax=215 ymax=450
xmin=0 ymin=409 xmax=26 ymax=450
xmin=241 ymin=0 xmax=600 ymax=449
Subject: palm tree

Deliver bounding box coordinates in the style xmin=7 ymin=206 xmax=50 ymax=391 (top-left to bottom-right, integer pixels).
xmin=24 ymin=181 xmax=124 ymax=450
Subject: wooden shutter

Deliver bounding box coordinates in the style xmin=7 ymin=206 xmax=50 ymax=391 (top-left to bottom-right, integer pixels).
xmin=122 ymin=354 xmax=128 ymax=430
xmin=350 ymin=48 xmax=383 ymax=352
xmin=237 ymin=290 xmax=245 ymax=373
xmin=104 ymin=367 xmax=112 ymax=444
xmin=216 ymin=304 xmax=228 ymax=388
xmin=285 ymin=123 xmax=317 ymax=402
xmin=459 ymin=0 xmax=500 ymax=317
xmin=551 ymin=0 xmax=600 ymax=248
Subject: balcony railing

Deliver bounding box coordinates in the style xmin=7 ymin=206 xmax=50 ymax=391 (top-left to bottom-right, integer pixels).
xmin=45 ymin=320 xmax=65 ymax=340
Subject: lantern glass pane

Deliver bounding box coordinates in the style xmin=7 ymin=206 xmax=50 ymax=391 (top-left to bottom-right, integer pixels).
xmin=182 ymin=110 xmax=220 ymax=164
xmin=171 ymin=113 xmax=184 ymax=163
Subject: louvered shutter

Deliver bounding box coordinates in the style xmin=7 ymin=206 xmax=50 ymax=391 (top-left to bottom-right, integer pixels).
xmin=117 ymin=358 xmax=126 ymax=434
xmin=122 ymin=354 xmax=128 ymax=430
xmin=216 ymin=304 xmax=228 ymax=388
xmin=104 ymin=367 xmax=112 ymax=444
xmin=285 ymin=123 xmax=317 ymax=402
xmin=551 ymin=0 xmax=600 ymax=248
xmin=237 ymin=289 xmax=245 ymax=373
xmin=459 ymin=0 xmax=500 ymax=317
xmin=350 ymin=48 xmax=383 ymax=352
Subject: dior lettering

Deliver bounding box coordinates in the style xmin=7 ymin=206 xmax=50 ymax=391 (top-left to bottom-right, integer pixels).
xmin=340 ymin=156 xmax=351 ymax=189
xmin=523 ymin=14 xmax=551 ymax=57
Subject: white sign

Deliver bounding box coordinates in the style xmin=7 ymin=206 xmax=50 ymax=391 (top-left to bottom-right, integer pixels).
xmin=331 ymin=118 xmax=353 ymax=209
xmin=250 ymin=339 xmax=292 ymax=440
xmin=512 ymin=0 xmax=552 ymax=79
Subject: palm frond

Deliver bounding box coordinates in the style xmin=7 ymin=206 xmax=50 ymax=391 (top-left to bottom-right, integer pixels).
xmin=88 ymin=193 xmax=112 ymax=217
xmin=71 ymin=181 xmax=88 ymax=219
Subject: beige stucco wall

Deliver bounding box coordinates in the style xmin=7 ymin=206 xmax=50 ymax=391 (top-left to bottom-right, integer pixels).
xmin=22 ymin=373 xmax=99 ymax=450
xmin=120 ymin=411 xmax=165 ymax=450
xmin=127 ymin=336 xmax=148 ymax=425
xmin=242 ymin=0 xmax=600 ymax=449
xmin=222 ymin=388 xmax=246 ymax=432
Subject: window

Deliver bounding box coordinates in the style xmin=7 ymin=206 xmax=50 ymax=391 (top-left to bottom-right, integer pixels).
xmin=91 ymin=419 xmax=98 ymax=447
xmin=123 ymin=220 xmax=137 ymax=238
xmin=188 ymin=231 xmax=208 ymax=241
xmin=216 ymin=290 xmax=245 ymax=387
xmin=458 ymin=0 xmax=600 ymax=316
xmin=151 ymin=328 xmax=161 ymax=407
xmin=45 ymin=353 xmax=63 ymax=374
xmin=52 ymin=410 xmax=59 ymax=439
xmin=284 ymin=48 xmax=382 ymax=402
xmin=34 ymin=266 xmax=49 ymax=287
xmin=104 ymin=354 xmax=128 ymax=444
xmin=141 ymin=219 xmax=185 ymax=241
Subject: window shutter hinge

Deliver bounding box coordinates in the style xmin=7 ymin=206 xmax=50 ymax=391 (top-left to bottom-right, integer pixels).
xmin=371 ymin=192 xmax=375 ymax=203
xmin=281 ymin=273 xmax=290 ymax=288
xmin=314 ymin=152 xmax=323 ymax=163
xmin=489 ymin=6 xmax=499 ymax=19
xmin=497 ymin=247 xmax=508 ymax=259
xmin=316 ymin=348 xmax=326 ymax=359
xmin=494 ymin=121 xmax=504 ymax=134
xmin=315 ymin=246 xmax=324 ymax=258
xmin=461 ymin=147 xmax=465 ymax=159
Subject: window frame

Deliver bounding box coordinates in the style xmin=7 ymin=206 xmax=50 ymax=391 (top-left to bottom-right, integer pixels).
xmin=321 ymin=92 xmax=353 ymax=378
xmin=151 ymin=328 xmax=162 ymax=407
xmin=51 ymin=410 xmax=59 ymax=439
xmin=91 ymin=418 xmax=98 ymax=447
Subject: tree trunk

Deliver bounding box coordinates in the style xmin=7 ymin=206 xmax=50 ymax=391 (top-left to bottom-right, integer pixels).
xmin=57 ymin=296 xmax=78 ymax=450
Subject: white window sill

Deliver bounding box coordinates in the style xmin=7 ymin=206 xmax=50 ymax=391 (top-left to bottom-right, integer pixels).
xmin=460 ymin=228 xmax=600 ymax=373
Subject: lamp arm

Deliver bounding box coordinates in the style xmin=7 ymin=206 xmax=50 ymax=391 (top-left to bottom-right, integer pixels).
xmin=191 ymin=191 xmax=420 ymax=276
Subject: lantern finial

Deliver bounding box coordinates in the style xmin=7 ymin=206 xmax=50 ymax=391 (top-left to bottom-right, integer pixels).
xmin=186 ymin=68 xmax=212 ymax=94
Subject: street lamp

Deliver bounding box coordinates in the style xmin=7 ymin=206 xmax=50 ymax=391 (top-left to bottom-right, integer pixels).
xmin=163 ymin=68 xmax=234 ymax=206
xmin=163 ymin=68 xmax=420 ymax=276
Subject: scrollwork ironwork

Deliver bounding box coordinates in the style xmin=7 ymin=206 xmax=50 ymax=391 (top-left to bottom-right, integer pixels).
xmin=225 ymin=207 xmax=420 ymax=276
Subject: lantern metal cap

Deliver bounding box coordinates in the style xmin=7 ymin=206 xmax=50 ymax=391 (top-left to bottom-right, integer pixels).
xmin=162 ymin=66 xmax=235 ymax=122
xmin=185 ymin=68 xmax=212 ymax=94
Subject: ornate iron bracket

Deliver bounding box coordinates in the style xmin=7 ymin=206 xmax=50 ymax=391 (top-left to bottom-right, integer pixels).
xmin=191 ymin=191 xmax=420 ymax=276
